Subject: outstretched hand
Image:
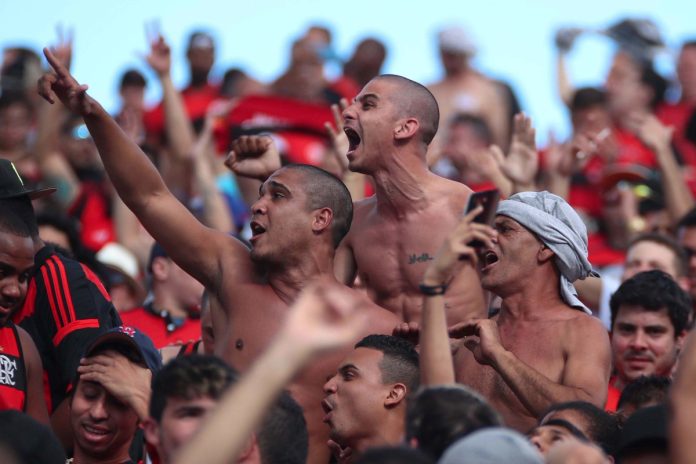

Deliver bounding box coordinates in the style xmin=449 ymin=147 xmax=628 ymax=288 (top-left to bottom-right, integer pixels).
xmin=38 ymin=48 xmax=96 ymax=116
xmin=422 ymin=205 xmax=497 ymax=285
xmin=324 ymin=98 xmax=350 ymax=172
xmin=146 ymin=34 xmax=172 ymax=77
xmin=629 ymin=113 xmax=674 ymax=153
xmin=280 ymin=278 xmax=371 ymax=356
xmin=225 ymin=135 xmax=282 ymax=180
xmin=495 ymin=113 xmax=538 ymax=187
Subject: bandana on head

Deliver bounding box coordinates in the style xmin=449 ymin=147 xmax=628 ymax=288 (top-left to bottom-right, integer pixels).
xmin=496 ymin=191 xmax=598 ymax=314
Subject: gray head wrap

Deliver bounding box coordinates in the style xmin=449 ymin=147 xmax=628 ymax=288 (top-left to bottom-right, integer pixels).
xmin=496 ymin=191 xmax=598 ymax=314
xmin=439 ymin=427 xmax=543 ymax=464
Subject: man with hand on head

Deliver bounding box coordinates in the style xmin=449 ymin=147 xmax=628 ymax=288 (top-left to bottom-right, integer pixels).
xmin=38 ymin=48 xmax=399 ymax=464
xmin=70 ymin=326 xmax=161 ymax=464
xmin=418 ymin=191 xmax=611 ymax=432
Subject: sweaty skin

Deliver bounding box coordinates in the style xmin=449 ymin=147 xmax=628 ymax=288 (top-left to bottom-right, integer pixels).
xmin=335 ymin=76 xmax=487 ymax=325
xmin=37 ymin=52 xmax=399 ymax=464
xmin=340 ymin=181 xmax=485 ymax=324
xmin=453 ymin=306 xmax=610 ymax=431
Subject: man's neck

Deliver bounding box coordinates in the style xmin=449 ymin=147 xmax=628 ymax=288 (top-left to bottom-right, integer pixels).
xmin=266 ymin=252 xmax=335 ymax=305
xmin=497 ymin=274 xmax=566 ymax=320
xmin=371 ymin=154 xmax=433 ymax=216
xmin=350 ymin=418 xmax=404 ymax=455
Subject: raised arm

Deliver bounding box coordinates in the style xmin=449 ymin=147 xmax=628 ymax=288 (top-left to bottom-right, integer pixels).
xmin=172 ymin=279 xmax=370 ymax=464
xmin=146 ymin=34 xmax=196 ymax=163
xmin=38 ymin=48 xmax=247 ymax=290
xmin=633 ymin=113 xmax=695 ymax=225
xmin=33 ymin=32 xmax=79 ymax=209
xmin=190 ymin=101 xmax=236 ymax=233
xmin=419 ymin=206 xmax=496 ymax=385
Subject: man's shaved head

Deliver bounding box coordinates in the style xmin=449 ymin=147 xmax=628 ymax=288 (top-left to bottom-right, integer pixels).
xmin=373 ymin=74 xmax=440 ymax=145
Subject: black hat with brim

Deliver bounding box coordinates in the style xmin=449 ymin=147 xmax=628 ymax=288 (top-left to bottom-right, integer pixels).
xmin=0 ymin=159 xmax=56 ymax=200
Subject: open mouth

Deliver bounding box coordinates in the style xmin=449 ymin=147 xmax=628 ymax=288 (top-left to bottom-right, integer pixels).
xmin=250 ymin=221 xmax=266 ymax=238
xmin=344 ymin=127 xmax=361 ymax=155
xmin=321 ymin=399 xmax=334 ymax=423
xmin=482 ymin=250 xmax=499 ymax=268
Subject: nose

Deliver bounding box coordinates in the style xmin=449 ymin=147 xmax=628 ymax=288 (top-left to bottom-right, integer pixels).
xmin=628 ymin=330 xmax=649 ymax=351
xmin=342 ymin=102 xmax=356 ymax=122
xmin=250 ymin=197 xmax=268 ymax=216
xmin=0 ymin=278 xmax=23 ymax=300
xmin=323 ymin=375 xmax=337 ymax=394
xmin=528 ymin=434 xmax=546 ymax=454
xmin=90 ymin=396 xmax=109 ymax=420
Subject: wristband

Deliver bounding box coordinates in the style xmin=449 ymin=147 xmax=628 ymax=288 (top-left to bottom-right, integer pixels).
xmin=419 ymin=283 xmax=448 ymax=296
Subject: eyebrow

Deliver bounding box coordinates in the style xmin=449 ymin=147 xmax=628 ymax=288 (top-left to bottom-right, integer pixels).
xmin=339 ymin=363 xmax=359 ymax=373
xmin=354 ymin=93 xmax=379 ymax=104
xmin=0 ymin=261 xmax=33 ymax=275
xmin=542 ymin=419 xmax=588 ymax=440
xmin=259 ymin=180 xmax=291 ymax=196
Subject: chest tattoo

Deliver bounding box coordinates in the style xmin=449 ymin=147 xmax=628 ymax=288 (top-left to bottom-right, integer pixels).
xmin=408 ymin=253 xmax=434 ymax=265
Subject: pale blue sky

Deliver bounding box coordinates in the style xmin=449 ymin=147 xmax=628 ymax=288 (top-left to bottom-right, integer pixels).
xmin=1 ymin=0 xmax=693 ymax=142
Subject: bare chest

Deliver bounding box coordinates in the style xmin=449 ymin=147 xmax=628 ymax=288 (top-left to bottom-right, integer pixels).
xmin=217 ymin=285 xmax=288 ymax=371
xmin=455 ymin=323 xmax=568 ymax=430
xmin=351 ymin=210 xmax=455 ymax=298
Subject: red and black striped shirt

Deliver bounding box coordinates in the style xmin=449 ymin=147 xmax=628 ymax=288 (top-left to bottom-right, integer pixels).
xmin=12 ymin=245 xmax=121 ymax=412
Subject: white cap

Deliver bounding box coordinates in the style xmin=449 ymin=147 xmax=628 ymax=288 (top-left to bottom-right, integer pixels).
xmin=97 ymin=242 xmax=140 ymax=280
xmin=438 ymin=25 xmax=477 ymax=56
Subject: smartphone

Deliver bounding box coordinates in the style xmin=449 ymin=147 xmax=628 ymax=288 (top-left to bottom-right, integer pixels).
xmin=464 ymin=189 xmax=500 ymax=225
xmin=463 ymin=189 xmax=500 ymax=249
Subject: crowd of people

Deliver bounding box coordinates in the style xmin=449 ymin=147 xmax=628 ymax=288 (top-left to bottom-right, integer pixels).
xmin=0 ymin=15 xmax=695 ymax=463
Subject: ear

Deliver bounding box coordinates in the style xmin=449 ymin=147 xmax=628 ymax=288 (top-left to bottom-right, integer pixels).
xmin=676 ymin=330 xmax=688 ymax=352
xmin=142 ymin=417 xmax=161 ymax=449
xmin=236 ymin=433 xmax=260 ymax=463
xmin=393 ymin=118 xmax=420 ymax=141
xmin=537 ymin=244 xmax=555 ymax=263
xmin=384 ymin=383 xmax=408 ymax=408
xmin=151 ymin=256 xmax=170 ymax=281
xmin=312 ymin=207 xmax=333 ymax=235
xmin=677 ymin=276 xmax=690 ymax=293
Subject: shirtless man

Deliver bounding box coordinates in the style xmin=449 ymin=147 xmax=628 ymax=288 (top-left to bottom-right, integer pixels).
xmin=335 ymin=74 xmax=486 ymax=324
xmin=38 ymin=48 xmax=399 ymax=464
xmin=428 ymin=25 xmax=512 ymax=157
xmin=419 ymin=191 xmax=611 ymax=432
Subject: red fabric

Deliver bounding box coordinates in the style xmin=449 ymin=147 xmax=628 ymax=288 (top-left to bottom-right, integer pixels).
xmin=120 ymin=307 xmax=201 ymax=349
xmin=329 ymin=76 xmax=361 ymax=102
xmin=215 ymin=95 xmax=333 ymax=165
xmin=0 ymin=324 xmax=26 ymax=412
xmin=605 ymin=376 xmax=621 ymax=412
xmin=143 ymin=84 xmax=220 ymax=137
xmin=657 ymin=101 xmax=696 ymax=166
xmin=68 ymin=183 xmax=115 ymax=253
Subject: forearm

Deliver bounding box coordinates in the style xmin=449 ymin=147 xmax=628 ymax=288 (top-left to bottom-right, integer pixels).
xmin=492 ymin=349 xmax=595 ymax=417
xmin=655 ymin=144 xmax=695 ymax=224
xmin=34 ymin=101 xmax=79 ymax=207
xmin=173 ymin=334 xmax=311 ymax=464
xmin=160 ymin=74 xmax=195 ymax=161
xmin=487 ymin=171 xmax=514 ymax=198
xmin=419 ymin=294 xmax=456 ymax=385
xmin=343 ymin=171 xmax=367 ymax=202
xmin=194 ymin=131 xmax=235 ymax=232
xmin=83 ymin=102 xmax=169 ymax=209
xmin=556 ymin=53 xmax=574 ymax=106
